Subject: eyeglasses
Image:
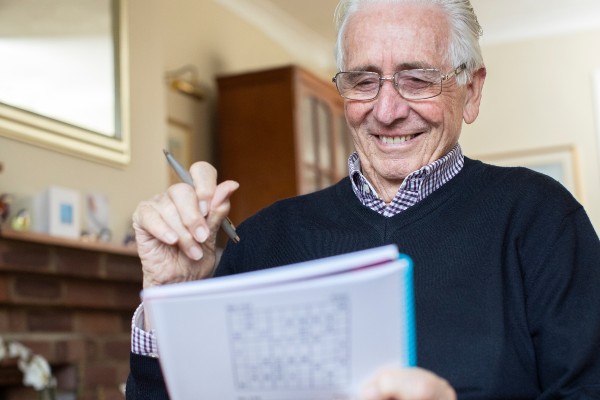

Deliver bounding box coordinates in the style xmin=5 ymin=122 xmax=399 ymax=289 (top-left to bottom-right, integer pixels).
xmin=332 ymin=64 xmax=466 ymax=101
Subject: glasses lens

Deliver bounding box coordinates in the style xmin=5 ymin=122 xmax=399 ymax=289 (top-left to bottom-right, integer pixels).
xmin=395 ymin=69 xmax=442 ymax=99
xmin=336 ymin=72 xmax=380 ymax=100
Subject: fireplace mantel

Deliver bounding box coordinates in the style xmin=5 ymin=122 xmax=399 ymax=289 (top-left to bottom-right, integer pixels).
xmin=0 ymin=227 xmax=141 ymax=399
xmin=0 ymin=228 xmax=137 ymax=256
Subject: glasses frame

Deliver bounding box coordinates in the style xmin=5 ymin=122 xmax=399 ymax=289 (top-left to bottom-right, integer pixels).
xmin=332 ymin=64 xmax=467 ymax=101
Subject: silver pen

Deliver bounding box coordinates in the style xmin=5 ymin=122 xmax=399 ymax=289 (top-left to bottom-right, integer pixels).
xmin=163 ymin=149 xmax=240 ymax=244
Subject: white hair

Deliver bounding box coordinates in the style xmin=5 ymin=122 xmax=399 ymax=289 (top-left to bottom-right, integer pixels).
xmin=334 ymin=0 xmax=484 ymax=84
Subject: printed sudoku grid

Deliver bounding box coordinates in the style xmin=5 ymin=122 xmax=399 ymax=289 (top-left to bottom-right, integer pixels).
xmin=227 ymin=294 xmax=351 ymax=391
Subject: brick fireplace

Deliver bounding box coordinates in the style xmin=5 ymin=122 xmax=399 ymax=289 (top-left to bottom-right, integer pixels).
xmin=0 ymin=228 xmax=142 ymax=400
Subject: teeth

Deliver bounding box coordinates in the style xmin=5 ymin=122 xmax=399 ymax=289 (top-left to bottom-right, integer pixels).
xmin=380 ymin=135 xmax=414 ymax=144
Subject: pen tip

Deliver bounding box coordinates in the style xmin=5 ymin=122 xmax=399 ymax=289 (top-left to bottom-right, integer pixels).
xmin=163 ymin=149 xmax=169 ymax=156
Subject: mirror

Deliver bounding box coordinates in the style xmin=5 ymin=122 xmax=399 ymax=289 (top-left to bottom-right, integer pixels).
xmin=0 ymin=0 xmax=129 ymax=166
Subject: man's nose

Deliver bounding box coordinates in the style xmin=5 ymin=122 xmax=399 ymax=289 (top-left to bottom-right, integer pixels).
xmin=372 ymin=77 xmax=410 ymax=124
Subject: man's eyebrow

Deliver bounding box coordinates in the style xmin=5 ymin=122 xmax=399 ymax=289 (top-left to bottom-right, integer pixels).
xmin=346 ymin=64 xmax=382 ymax=73
xmin=397 ymin=61 xmax=436 ymax=70
xmin=345 ymin=61 xmax=437 ymax=72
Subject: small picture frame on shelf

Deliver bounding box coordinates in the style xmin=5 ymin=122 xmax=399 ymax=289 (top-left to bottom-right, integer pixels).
xmin=33 ymin=186 xmax=81 ymax=239
xmin=85 ymin=192 xmax=111 ymax=242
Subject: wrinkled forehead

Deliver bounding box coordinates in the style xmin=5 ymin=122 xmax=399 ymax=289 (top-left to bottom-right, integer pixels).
xmin=342 ymin=2 xmax=451 ymax=71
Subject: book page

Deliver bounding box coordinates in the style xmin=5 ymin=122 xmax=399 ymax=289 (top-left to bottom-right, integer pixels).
xmin=143 ymin=247 xmax=414 ymax=400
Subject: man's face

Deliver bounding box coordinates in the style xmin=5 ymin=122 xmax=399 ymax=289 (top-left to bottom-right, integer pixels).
xmin=342 ymin=3 xmax=484 ymax=200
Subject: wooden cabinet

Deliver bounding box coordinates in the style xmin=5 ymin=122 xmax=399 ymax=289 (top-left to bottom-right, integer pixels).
xmin=216 ymin=65 xmax=353 ymax=225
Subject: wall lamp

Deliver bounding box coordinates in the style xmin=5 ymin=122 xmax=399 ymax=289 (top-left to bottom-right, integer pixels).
xmin=165 ymin=65 xmax=205 ymax=101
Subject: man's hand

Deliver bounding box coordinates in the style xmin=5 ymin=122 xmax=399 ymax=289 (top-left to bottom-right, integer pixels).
xmin=360 ymin=367 xmax=456 ymax=400
xmin=132 ymin=161 xmax=239 ymax=291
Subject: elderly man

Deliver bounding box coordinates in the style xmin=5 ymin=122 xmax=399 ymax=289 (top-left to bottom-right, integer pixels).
xmin=127 ymin=0 xmax=600 ymax=399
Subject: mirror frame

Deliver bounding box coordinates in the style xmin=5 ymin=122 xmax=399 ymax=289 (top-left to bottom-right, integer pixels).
xmin=0 ymin=0 xmax=130 ymax=166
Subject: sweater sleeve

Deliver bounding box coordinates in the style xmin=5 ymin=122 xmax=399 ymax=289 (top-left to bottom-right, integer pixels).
xmin=524 ymin=205 xmax=600 ymax=398
xmin=126 ymin=353 xmax=170 ymax=400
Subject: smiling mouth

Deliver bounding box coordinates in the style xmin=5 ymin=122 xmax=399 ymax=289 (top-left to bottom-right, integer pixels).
xmin=378 ymin=134 xmax=417 ymax=144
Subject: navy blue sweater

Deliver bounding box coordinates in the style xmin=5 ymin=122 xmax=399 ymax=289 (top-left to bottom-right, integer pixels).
xmin=127 ymin=158 xmax=600 ymax=399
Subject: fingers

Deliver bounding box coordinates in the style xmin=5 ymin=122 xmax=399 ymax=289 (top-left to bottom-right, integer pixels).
xmin=133 ymin=185 xmax=205 ymax=261
xmin=132 ymin=196 xmax=178 ymax=246
xmin=166 ymin=183 xmax=206 ymax=260
xmin=190 ymin=161 xmax=217 ymax=218
xmin=134 ymin=162 xmax=239 ymax=259
xmin=359 ymin=367 xmax=456 ymax=400
xmin=189 ymin=162 xmax=239 ymax=239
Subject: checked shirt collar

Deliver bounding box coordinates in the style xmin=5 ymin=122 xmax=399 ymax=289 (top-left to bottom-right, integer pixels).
xmin=349 ymin=143 xmax=464 ymax=217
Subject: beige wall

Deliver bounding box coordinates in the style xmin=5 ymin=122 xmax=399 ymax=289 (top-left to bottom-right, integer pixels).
xmin=159 ymin=0 xmax=306 ymax=168
xmin=461 ymin=29 xmax=600 ymax=229
xmin=0 ymin=0 xmax=168 ymax=242
xmin=0 ymin=0 xmax=302 ymax=243
xmin=1 ymin=1 xmax=599 ymax=244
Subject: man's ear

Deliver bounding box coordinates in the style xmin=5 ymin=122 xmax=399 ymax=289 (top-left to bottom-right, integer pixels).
xmin=463 ymin=67 xmax=486 ymax=124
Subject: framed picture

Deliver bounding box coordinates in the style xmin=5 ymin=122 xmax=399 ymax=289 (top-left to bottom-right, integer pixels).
xmin=593 ymin=69 xmax=600 ymax=163
xmin=477 ymin=145 xmax=582 ymax=200
xmin=167 ymin=118 xmax=193 ymax=186
xmin=85 ymin=192 xmax=111 ymax=241
xmin=33 ymin=186 xmax=81 ymax=239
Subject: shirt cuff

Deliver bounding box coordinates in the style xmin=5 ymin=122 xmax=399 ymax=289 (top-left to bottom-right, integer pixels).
xmin=131 ymin=303 xmax=159 ymax=358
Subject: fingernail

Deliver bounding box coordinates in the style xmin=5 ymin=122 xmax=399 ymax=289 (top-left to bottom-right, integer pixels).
xmin=164 ymin=232 xmax=177 ymax=244
xmin=195 ymin=226 xmax=209 ymax=242
xmin=189 ymin=246 xmax=203 ymax=260
xmin=199 ymin=201 xmax=209 ymax=216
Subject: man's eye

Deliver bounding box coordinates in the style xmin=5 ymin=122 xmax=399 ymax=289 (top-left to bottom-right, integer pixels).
xmin=354 ymin=76 xmax=379 ymax=88
xmin=398 ymin=76 xmax=434 ymax=89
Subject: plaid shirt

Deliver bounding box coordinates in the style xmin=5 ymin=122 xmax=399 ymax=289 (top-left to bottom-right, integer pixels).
xmin=349 ymin=143 xmax=464 ymax=216
xmin=131 ymin=304 xmax=158 ymax=357
xmin=131 ymin=144 xmax=464 ymax=356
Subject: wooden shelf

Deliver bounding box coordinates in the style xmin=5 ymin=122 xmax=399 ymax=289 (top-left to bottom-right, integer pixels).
xmin=0 ymin=227 xmax=138 ymax=257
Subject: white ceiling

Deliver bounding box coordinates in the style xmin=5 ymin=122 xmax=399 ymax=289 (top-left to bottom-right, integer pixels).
xmin=261 ymin=0 xmax=600 ymax=44
xmin=215 ymin=0 xmax=600 ymax=71
xmin=4 ymin=0 xmax=597 ymax=69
